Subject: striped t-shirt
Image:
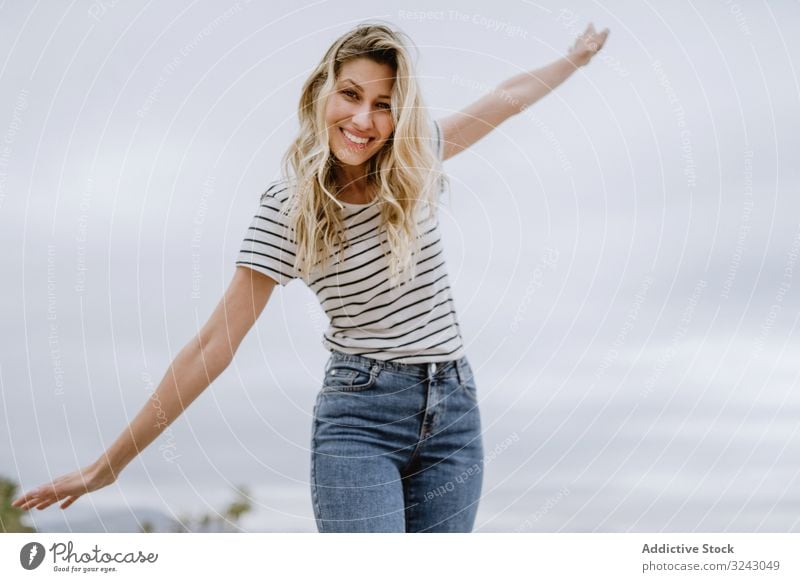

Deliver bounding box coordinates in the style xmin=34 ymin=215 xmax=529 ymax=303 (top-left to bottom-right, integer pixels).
xmin=235 ymin=120 xmax=465 ymax=364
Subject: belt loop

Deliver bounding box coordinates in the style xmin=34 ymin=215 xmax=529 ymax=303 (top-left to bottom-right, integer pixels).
xmin=428 ymin=361 xmax=437 ymax=379
xmin=456 ymin=357 xmax=466 ymax=386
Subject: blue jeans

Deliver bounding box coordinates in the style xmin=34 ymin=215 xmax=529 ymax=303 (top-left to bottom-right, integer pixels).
xmin=310 ymin=349 xmax=484 ymax=532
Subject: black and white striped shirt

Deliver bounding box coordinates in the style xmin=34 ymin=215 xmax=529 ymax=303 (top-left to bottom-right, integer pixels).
xmin=235 ymin=120 xmax=465 ymax=363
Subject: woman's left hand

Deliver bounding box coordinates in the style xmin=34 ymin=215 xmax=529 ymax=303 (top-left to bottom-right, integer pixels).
xmin=567 ymin=23 xmax=610 ymax=68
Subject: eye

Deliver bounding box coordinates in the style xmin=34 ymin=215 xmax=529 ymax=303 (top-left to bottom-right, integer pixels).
xmin=341 ymin=89 xmax=390 ymax=110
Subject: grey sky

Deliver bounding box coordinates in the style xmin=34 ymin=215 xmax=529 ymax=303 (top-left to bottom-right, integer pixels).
xmin=2 ymin=0 xmax=799 ymax=532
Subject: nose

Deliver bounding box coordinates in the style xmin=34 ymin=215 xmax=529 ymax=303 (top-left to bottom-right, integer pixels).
xmin=351 ymin=104 xmax=376 ymax=130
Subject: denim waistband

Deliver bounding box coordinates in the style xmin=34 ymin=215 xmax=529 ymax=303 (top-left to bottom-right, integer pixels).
xmin=326 ymin=349 xmax=469 ymax=384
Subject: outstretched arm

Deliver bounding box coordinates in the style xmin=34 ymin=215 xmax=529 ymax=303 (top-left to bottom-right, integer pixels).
xmin=12 ymin=267 xmax=276 ymax=511
xmin=438 ymin=23 xmax=610 ymax=160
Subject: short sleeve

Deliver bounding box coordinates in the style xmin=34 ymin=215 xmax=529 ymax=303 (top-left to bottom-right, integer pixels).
xmin=432 ymin=118 xmax=444 ymax=161
xmin=431 ymin=119 xmax=447 ymax=196
xmin=235 ymin=182 xmax=300 ymax=287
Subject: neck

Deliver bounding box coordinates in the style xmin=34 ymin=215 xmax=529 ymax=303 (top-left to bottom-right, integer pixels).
xmin=334 ymin=162 xmax=373 ymax=201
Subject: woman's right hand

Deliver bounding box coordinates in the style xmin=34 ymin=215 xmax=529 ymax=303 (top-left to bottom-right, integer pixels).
xmin=10 ymin=268 xmax=276 ymax=513
xmin=11 ymin=460 xmax=117 ymax=511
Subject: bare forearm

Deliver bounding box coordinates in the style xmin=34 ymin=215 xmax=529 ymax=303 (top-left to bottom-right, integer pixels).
xmin=497 ymin=56 xmax=579 ymax=117
xmin=93 ymin=336 xmax=232 ymax=478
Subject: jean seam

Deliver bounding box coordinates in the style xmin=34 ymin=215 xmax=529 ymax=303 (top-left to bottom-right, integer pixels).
xmin=398 ymin=372 xmax=436 ymax=476
xmin=310 ymin=411 xmax=325 ymax=533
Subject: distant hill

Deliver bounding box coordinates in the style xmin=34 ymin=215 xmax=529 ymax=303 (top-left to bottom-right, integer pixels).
xmin=32 ymin=507 xmax=179 ymax=533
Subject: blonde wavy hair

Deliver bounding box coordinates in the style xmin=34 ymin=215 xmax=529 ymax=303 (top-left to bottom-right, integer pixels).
xmin=276 ymin=21 xmax=448 ymax=289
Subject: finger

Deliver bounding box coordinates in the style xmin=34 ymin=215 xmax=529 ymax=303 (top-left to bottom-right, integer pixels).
xmin=35 ymin=499 xmax=55 ymax=510
xmin=60 ymin=496 xmax=77 ymax=510
xmin=18 ymin=494 xmax=41 ymax=506
xmin=12 ymin=489 xmax=43 ymax=506
xmin=36 ymin=494 xmax=68 ymax=510
xmin=19 ymin=497 xmax=44 ymax=511
xmin=20 ymin=489 xmax=51 ymax=505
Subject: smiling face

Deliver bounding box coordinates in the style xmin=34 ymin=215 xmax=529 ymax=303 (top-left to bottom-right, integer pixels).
xmin=325 ymin=58 xmax=396 ymax=168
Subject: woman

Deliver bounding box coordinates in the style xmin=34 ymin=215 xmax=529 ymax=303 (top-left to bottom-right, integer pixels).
xmin=13 ymin=21 xmax=608 ymax=532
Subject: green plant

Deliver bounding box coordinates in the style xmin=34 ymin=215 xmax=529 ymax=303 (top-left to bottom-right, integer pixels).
xmin=139 ymin=484 xmax=253 ymax=533
xmin=0 ymin=476 xmax=36 ymax=533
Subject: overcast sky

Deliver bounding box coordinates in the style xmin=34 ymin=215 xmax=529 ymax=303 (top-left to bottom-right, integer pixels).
xmin=2 ymin=0 xmax=799 ymax=532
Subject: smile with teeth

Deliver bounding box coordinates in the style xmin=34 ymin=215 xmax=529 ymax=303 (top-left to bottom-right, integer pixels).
xmin=341 ymin=128 xmax=372 ymax=148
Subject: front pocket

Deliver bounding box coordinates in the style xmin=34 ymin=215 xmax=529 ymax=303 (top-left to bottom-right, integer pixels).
xmin=322 ymin=362 xmax=377 ymax=392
